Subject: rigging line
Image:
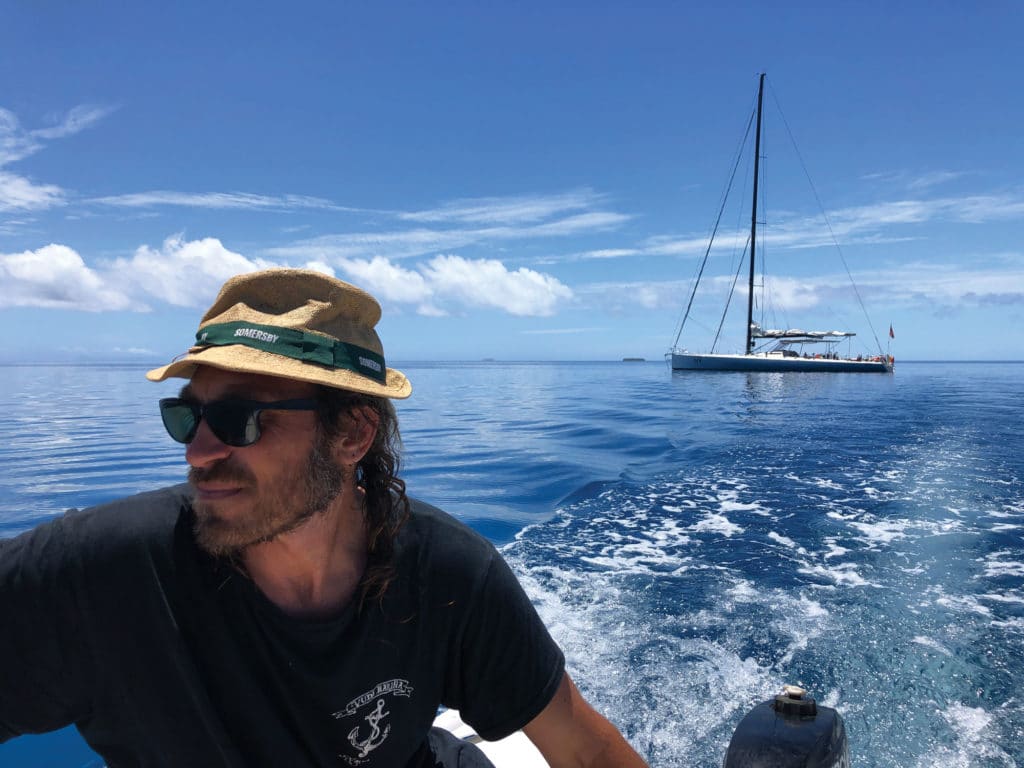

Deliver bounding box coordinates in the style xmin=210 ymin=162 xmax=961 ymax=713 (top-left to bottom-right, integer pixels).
xmin=768 ymin=85 xmax=887 ymax=356
xmin=670 ymin=105 xmax=757 ymax=349
xmin=757 ymin=109 xmax=789 ymax=336
xmin=713 ymin=234 xmax=750 ymax=352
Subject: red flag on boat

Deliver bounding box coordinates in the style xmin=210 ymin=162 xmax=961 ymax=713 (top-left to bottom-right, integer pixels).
xmin=889 ymin=324 xmax=895 ymax=339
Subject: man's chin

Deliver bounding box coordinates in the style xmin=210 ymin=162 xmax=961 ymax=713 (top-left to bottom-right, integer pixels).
xmin=192 ymin=503 xmax=322 ymax=557
xmin=192 ymin=499 xmax=262 ymax=555
xmin=193 ymin=514 xmax=249 ymax=558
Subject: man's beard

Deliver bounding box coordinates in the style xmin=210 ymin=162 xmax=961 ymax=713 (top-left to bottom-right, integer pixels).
xmin=188 ymin=432 xmax=345 ymax=557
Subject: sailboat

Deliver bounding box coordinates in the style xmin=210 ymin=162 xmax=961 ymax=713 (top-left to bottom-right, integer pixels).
xmin=666 ymin=74 xmax=893 ymax=374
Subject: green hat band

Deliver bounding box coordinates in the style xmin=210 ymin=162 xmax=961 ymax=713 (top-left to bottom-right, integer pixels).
xmin=195 ymin=321 xmax=387 ymax=384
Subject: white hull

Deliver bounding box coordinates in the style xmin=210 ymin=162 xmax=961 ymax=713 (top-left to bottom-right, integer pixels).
xmin=433 ymin=709 xmax=549 ymax=767
xmin=668 ymin=351 xmax=892 ymax=373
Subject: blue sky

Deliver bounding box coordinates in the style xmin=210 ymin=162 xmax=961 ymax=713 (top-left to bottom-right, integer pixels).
xmin=2 ymin=2 xmax=1022 ymax=363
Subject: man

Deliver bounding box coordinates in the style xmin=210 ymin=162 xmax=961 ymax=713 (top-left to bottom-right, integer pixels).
xmin=0 ymin=269 xmax=646 ymax=767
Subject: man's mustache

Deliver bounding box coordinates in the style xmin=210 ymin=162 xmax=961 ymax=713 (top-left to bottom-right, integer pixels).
xmin=188 ymin=461 xmax=255 ymax=487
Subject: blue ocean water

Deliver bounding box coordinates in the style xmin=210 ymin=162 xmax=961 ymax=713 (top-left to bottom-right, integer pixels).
xmin=1 ymin=361 xmax=1022 ymax=767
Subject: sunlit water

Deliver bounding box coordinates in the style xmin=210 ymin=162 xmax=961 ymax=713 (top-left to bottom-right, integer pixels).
xmin=1 ymin=361 xmax=1022 ymax=767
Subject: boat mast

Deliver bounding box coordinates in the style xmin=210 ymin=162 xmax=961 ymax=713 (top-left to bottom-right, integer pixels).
xmin=745 ymin=73 xmax=765 ymax=356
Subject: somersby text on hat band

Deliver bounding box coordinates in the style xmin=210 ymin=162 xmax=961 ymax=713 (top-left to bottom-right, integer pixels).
xmin=194 ymin=321 xmax=387 ymax=384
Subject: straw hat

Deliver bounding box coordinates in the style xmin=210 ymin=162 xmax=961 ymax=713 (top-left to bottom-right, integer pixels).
xmin=146 ymin=269 xmax=411 ymax=399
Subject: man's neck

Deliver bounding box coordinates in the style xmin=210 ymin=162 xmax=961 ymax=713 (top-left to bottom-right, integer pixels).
xmin=240 ymin=488 xmax=369 ymax=619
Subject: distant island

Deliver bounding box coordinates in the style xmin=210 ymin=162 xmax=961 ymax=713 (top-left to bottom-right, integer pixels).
xmin=622 ymin=357 xmax=646 ymax=362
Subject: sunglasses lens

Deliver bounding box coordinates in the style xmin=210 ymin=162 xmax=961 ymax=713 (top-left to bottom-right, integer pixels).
xmin=204 ymin=401 xmax=260 ymax=447
xmin=159 ymin=399 xmax=199 ymax=444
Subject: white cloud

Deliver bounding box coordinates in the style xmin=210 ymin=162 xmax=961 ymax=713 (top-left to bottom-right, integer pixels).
xmin=860 ymin=260 xmax=1024 ymax=308
xmin=0 ymin=236 xmax=345 ymax=313
xmin=334 ymin=254 xmax=573 ymax=317
xmin=108 ymin=235 xmax=276 ymax=307
xmin=575 ymin=279 xmax=691 ymax=313
xmin=421 ymin=254 xmax=573 ymax=316
xmin=336 ymin=255 xmax=436 ymax=307
xmin=0 ymin=244 xmax=139 ymax=310
xmin=4 ymin=231 xmax=562 ymax=318
xmin=760 ymin=276 xmax=825 ymax=311
xmin=302 ymin=260 xmax=336 ymax=277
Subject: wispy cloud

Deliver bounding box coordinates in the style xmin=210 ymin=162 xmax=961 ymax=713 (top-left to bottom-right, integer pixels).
xmin=89 ymin=191 xmax=354 ymax=212
xmin=852 ymin=259 xmax=1024 ymax=309
xmin=533 ymin=247 xmax=643 ymax=266
xmin=640 ymin=192 xmax=1024 ymax=259
xmin=0 ymin=104 xmax=113 ymax=213
xmin=400 ymin=190 xmax=602 ymax=225
xmin=573 ymin=278 xmax=693 ymax=314
xmin=269 ymin=192 xmax=634 ymax=263
xmin=521 ymin=327 xmax=605 ymax=335
xmin=906 ymin=170 xmax=968 ymax=191
xmin=30 ymin=105 xmax=117 ymax=141
xmin=578 ymin=248 xmax=642 ymax=260
xmin=0 ymin=171 xmax=65 ymax=211
xmin=525 ymin=211 xmax=630 ymax=236
xmin=576 ymin=256 xmax=1024 ymax=317
xmin=270 ymin=228 xmax=480 ymax=262
xmin=1 ymin=104 xmax=115 ymax=165
xmin=863 ymin=169 xmax=970 ymax=191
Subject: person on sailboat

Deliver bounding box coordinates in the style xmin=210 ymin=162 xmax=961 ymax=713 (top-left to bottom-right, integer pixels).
xmin=0 ymin=269 xmax=647 ymax=767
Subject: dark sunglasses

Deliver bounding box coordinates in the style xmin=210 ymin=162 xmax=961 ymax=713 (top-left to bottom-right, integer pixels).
xmin=158 ymin=397 xmax=319 ymax=447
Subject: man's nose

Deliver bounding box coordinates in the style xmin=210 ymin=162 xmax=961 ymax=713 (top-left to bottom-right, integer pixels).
xmin=185 ymin=419 xmax=232 ymax=468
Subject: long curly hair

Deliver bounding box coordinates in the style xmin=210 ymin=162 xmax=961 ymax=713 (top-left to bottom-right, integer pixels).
xmin=314 ymin=386 xmax=410 ymax=606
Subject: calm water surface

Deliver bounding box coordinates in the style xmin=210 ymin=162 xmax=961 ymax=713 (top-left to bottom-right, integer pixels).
xmin=1 ymin=361 xmax=1022 ymax=766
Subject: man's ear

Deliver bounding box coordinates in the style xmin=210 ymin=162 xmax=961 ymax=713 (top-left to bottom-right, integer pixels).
xmin=334 ymin=405 xmax=380 ymax=465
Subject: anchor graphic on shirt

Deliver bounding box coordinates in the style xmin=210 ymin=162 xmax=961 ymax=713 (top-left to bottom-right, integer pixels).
xmin=348 ymin=698 xmax=391 ymax=758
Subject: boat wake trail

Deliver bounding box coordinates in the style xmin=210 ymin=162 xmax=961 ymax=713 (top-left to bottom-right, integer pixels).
xmin=503 ymin=445 xmax=1024 ymax=767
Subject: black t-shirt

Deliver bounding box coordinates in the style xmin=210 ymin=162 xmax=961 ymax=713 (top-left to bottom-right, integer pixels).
xmin=0 ymin=485 xmax=565 ymax=767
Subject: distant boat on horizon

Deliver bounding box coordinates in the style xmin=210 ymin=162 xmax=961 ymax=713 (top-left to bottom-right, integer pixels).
xmin=666 ymin=73 xmax=893 ymax=374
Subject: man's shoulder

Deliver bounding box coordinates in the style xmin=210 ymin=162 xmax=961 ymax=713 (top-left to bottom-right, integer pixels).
xmin=3 ymin=484 xmax=192 ymax=559
xmin=0 ymin=484 xmax=195 ymax=595
xmin=67 ymin=483 xmax=192 ymax=530
xmin=397 ymin=497 xmax=500 ymax=583
xmin=404 ymin=497 xmax=496 ymax=556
